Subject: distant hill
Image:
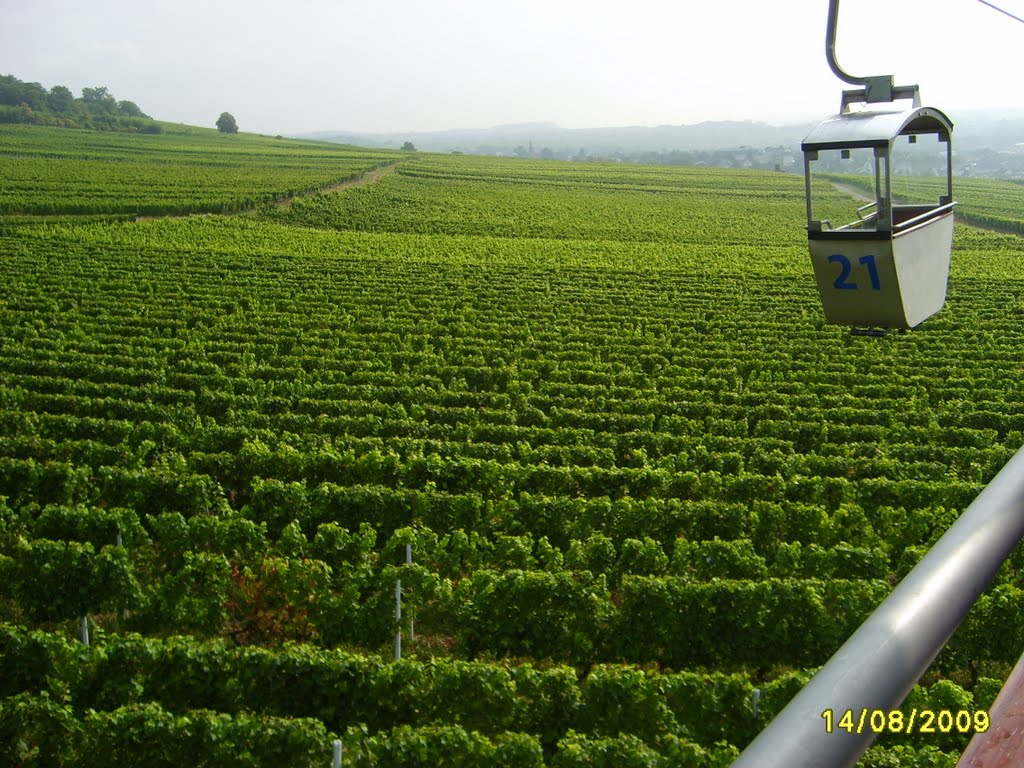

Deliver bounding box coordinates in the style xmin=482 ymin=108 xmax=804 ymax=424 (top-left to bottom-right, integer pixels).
xmin=297 ymin=120 xmax=812 ymax=158
xmin=297 ymin=109 xmax=1024 ymax=178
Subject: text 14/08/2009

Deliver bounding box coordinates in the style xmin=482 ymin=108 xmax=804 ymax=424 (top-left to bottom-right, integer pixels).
xmin=821 ymin=708 xmax=990 ymax=736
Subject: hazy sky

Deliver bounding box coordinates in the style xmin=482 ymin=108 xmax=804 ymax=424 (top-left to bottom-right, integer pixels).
xmin=2 ymin=0 xmax=1022 ymax=135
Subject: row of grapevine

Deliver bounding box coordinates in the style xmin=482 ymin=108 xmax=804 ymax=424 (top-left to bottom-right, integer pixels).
xmin=1 ymin=625 xmax=993 ymax=756
xmin=5 ymin=520 xmax=1023 ymax=674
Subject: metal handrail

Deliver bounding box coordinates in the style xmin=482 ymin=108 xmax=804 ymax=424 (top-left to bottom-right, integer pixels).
xmin=856 ymin=200 xmax=877 ymax=220
xmin=893 ymin=201 xmax=957 ymax=233
xmin=731 ymin=444 xmax=1024 ymax=768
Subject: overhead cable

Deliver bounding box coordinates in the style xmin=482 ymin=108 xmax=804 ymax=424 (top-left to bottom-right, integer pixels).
xmin=977 ymin=0 xmax=1024 ymax=26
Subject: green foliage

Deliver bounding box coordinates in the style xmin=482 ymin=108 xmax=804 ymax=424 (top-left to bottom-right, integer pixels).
xmin=30 ymin=503 xmax=145 ymax=548
xmin=576 ymin=666 xmax=676 ymax=743
xmin=972 ymin=676 xmax=1002 ymax=711
xmin=859 ymin=745 xmax=959 ymax=768
xmin=77 ymin=703 xmax=329 ymax=768
xmin=10 ymin=539 xmax=139 ymax=622
xmin=216 ymin=112 xmax=238 ymax=134
xmin=612 ymin=576 xmax=890 ymax=668
xmin=672 ymin=537 xmax=767 ymax=580
xmin=614 ymin=537 xmax=669 ymax=579
xmin=551 ymin=731 xmax=663 ymax=768
xmin=0 ymin=74 xmax=155 ymax=131
xmin=0 ymin=691 xmax=79 ymax=767
xmin=943 ymin=584 xmax=1024 ymax=669
xmin=143 ymin=552 xmax=232 ymax=636
xmin=309 ymin=521 xmax=377 ymax=585
xmin=0 ymin=625 xmax=79 ymax=699
xmin=453 ymin=569 xmax=613 ymax=661
xmin=351 ymin=724 xmax=542 ymax=768
xmin=147 ymin=511 xmax=266 ymax=568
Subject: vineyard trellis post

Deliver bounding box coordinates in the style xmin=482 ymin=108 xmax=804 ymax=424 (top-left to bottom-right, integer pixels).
xmin=394 ymin=544 xmax=413 ymax=661
xmin=406 ymin=543 xmax=414 ymax=642
xmin=394 ymin=577 xmax=401 ymax=661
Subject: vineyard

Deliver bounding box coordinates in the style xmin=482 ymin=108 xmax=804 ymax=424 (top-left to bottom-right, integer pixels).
xmin=0 ymin=124 xmax=400 ymax=217
xmin=3 ymin=126 xmax=1024 ymax=766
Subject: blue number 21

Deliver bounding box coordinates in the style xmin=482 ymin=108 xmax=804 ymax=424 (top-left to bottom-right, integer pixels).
xmin=828 ymin=254 xmax=881 ymax=291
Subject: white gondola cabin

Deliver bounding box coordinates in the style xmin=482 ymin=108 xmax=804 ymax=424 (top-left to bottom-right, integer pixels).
xmin=802 ymin=103 xmax=956 ymax=331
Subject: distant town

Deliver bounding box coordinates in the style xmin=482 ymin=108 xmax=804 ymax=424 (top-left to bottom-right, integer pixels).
xmin=301 ymin=112 xmax=1024 ymax=180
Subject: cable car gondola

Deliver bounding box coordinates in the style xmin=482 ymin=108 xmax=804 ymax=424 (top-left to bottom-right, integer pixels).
xmin=802 ymin=0 xmax=956 ymax=332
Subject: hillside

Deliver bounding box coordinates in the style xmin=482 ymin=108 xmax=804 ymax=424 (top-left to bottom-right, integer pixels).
xmin=2 ymin=124 xmax=1024 ymax=766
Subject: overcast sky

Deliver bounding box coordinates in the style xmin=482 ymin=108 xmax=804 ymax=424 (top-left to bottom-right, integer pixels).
xmin=2 ymin=0 xmax=1022 ymax=135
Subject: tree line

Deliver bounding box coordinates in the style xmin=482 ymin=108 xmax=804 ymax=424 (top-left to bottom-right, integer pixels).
xmin=0 ymin=73 xmax=160 ymax=133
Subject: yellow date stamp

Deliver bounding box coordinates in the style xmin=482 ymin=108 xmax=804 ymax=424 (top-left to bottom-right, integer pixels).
xmin=821 ymin=708 xmax=990 ymax=735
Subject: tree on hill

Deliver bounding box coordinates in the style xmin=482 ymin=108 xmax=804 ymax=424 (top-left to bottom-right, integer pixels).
xmin=0 ymin=74 xmax=156 ymax=132
xmin=7 ymin=79 xmax=47 ymax=111
xmin=81 ymin=86 xmax=118 ymax=114
xmin=217 ymin=112 xmax=239 ymax=134
xmin=47 ymin=85 xmax=74 ymax=113
xmin=401 ymin=141 xmax=416 ymax=151
xmin=117 ymin=100 xmax=145 ymax=118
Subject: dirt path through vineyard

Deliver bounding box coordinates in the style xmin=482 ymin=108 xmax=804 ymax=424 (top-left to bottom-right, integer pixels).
xmin=273 ymin=162 xmax=397 ymax=210
xmin=132 ymin=163 xmax=397 ymax=221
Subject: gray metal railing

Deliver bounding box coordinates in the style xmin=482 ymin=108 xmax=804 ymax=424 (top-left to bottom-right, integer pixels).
xmin=893 ymin=202 xmax=957 ymax=234
xmin=731 ymin=445 xmax=1024 ymax=768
